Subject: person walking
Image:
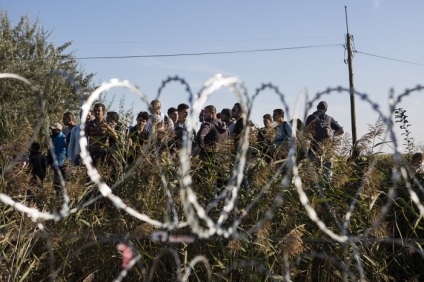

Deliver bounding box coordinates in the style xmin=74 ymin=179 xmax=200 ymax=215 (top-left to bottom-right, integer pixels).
xmin=305 ymin=101 xmax=344 ymax=179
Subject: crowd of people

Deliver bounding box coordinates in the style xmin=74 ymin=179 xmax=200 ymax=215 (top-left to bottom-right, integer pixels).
xmin=26 ymin=99 xmax=346 ymax=198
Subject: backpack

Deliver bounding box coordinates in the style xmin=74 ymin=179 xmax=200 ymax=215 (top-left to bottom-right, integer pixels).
xmin=314 ymin=114 xmax=333 ymax=142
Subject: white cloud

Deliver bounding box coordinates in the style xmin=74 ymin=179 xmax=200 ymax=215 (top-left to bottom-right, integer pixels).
xmin=140 ymin=57 xmax=232 ymax=76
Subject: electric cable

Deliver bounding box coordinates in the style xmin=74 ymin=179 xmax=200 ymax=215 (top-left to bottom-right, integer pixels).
xmin=355 ymin=50 xmax=424 ymax=67
xmin=75 ymin=44 xmax=344 ymax=60
xmin=69 ymin=35 xmax=344 ymax=45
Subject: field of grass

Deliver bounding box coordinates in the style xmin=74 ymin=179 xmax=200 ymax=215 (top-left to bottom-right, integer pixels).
xmin=1 ymin=115 xmax=424 ymax=282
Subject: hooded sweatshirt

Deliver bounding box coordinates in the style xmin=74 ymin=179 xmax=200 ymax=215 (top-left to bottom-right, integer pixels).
xmin=195 ymin=118 xmax=228 ymax=151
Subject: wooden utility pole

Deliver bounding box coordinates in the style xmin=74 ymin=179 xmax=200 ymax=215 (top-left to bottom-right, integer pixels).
xmin=345 ymin=6 xmax=357 ymax=146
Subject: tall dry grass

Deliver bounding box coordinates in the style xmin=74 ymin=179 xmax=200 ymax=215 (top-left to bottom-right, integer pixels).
xmin=0 ymin=115 xmax=423 ymax=281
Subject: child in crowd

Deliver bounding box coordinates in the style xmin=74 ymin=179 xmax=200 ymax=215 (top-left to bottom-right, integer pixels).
xmin=28 ymin=142 xmax=46 ymax=198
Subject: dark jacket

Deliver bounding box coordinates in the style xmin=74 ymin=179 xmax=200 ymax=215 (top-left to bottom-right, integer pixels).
xmin=232 ymin=118 xmax=244 ymax=147
xmin=305 ymin=110 xmax=343 ymax=137
xmin=305 ymin=110 xmax=344 ymax=151
xmin=129 ymin=126 xmax=149 ymax=146
xmin=193 ymin=118 xmax=228 ymax=157
xmin=29 ymin=151 xmax=47 ymax=182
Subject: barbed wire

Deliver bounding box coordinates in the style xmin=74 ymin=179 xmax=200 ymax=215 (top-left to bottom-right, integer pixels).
xmin=1 ymin=72 xmax=424 ymax=281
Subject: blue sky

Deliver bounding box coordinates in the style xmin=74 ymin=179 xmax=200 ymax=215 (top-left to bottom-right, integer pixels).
xmin=2 ymin=1 xmax=424 ymax=151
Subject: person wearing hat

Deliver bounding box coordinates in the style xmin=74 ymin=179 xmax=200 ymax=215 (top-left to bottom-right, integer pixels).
xmin=47 ymin=122 xmax=67 ymax=196
xmin=305 ymin=101 xmax=344 ymax=179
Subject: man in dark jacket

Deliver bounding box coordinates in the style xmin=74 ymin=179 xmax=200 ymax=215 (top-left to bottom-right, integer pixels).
xmin=305 ymin=101 xmax=344 ymax=156
xmin=305 ymin=101 xmax=344 ymax=179
xmin=193 ymin=105 xmax=229 ymax=160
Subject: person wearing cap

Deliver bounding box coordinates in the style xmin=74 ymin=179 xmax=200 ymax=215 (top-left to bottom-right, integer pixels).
xmin=48 ymin=122 xmax=66 ymax=167
xmin=220 ymin=108 xmax=234 ymax=136
xmin=46 ymin=122 xmax=67 ymax=195
xmin=305 ymin=101 xmax=344 ymax=179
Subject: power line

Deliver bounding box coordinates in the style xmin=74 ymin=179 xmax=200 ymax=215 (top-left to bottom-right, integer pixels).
xmin=75 ymin=44 xmax=343 ymax=60
xmin=6 ymin=43 xmax=422 ymax=67
xmin=69 ymin=36 xmax=344 ymax=45
xmin=355 ymin=50 xmax=424 ymax=67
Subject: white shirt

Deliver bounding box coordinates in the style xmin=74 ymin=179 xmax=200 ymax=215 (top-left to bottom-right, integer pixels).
xmin=67 ymin=125 xmax=81 ymax=166
xmin=145 ymin=112 xmax=174 ymax=132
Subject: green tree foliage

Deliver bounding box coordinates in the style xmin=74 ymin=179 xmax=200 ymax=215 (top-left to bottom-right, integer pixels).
xmin=0 ymin=10 xmax=95 ymax=144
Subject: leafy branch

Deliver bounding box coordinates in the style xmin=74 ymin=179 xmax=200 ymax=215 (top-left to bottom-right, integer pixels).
xmin=394 ymin=108 xmax=414 ymax=154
